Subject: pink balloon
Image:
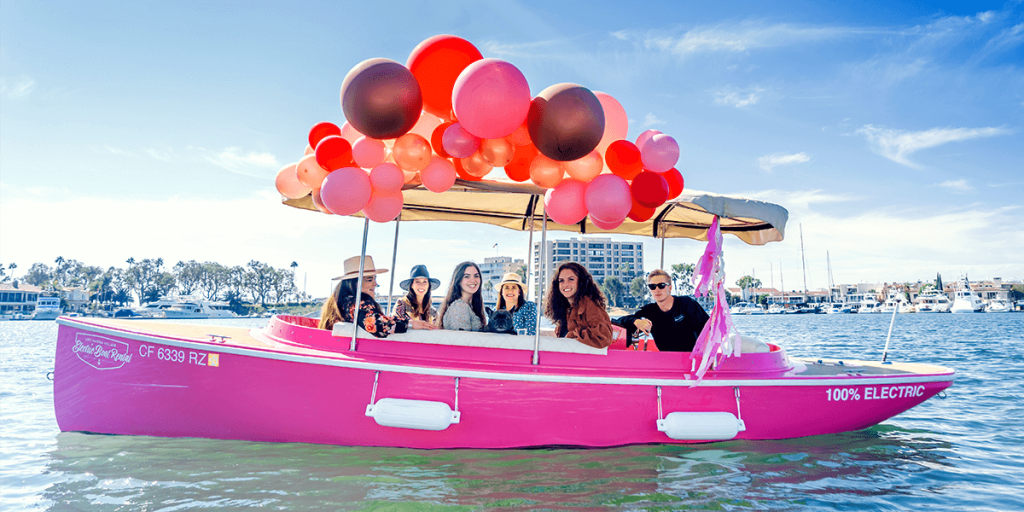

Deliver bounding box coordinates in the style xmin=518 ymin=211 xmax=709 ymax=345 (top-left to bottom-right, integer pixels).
xmin=296 ymin=154 xmax=331 ymax=189
xmin=591 ymin=216 xmax=624 ymax=230
xmin=452 ymin=59 xmax=531 ymax=139
xmin=320 ymin=167 xmax=371 ymax=216
xmin=561 ymin=150 xmax=603 ymax=182
xmin=362 ymin=191 xmax=404 ymax=223
xmin=352 ymin=136 xmax=387 ymax=168
xmin=544 ymin=179 xmax=589 ymax=225
xmin=275 ymin=163 xmax=310 ymax=199
xmin=635 ymin=129 xmax=662 ymax=151
xmin=640 ymin=134 xmax=680 ymax=173
xmin=370 ymin=162 xmax=405 ymax=194
xmin=585 ymin=174 xmax=632 ymax=222
xmin=594 ymin=92 xmax=628 ymax=155
xmin=408 ymin=111 xmax=443 ymax=140
xmin=340 ymin=122 xmax=363 ymax=145
xmin=311 ymin=188 xmax=332 ymax=214
xmin=442 ymin=123 xmax=480 ymax=158
xmin=420 ymin=156 xmax=457 ymax=193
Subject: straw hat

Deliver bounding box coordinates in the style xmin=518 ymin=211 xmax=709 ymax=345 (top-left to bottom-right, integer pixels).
xmin=399 ymin=265 xmax=441 ymax=291
xmin=334 ymin=256 xmax=388 ymax=280
xmin=498 ymin=272 xmax=525 ymax=291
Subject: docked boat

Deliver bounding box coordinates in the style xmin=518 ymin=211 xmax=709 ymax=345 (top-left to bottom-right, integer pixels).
xmin=32 ymin=296 xmax=63 ymax=320
xmin=767 ymin=303 xmax=785 ymax=314
xmin=880 ymin=289 xmax=913 ymax=314
xmin=858 ymin=297 xmax=882 ymax=314
xmin=52 ymin=184 xmax=955 ymax=448
xmin=950 ymin=276 xmax=984 ymax=314
xmin=825 ymin=303 xmax=853 ymax=314
xmin=984 ymin=300 xmax=1011 ymax=313
xmin=134 ymin=297 xmax=238 ymax=319
xmin=729 ymin=302 xmax=766 ymax=315
xmin=915 ymin=292 xmax=951 ymax=313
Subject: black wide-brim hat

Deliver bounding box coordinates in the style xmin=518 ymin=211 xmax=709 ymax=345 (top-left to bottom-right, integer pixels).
xmin=399 ymin=264 xmax=441 ymax=291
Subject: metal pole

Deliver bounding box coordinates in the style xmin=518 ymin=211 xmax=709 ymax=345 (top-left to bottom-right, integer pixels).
xmin=351 ymin=217 xmax=370 ymax=352
xmin=660 ymin=236 xmax=665 ymax=269
xmin=526 ymin=210 xmax=535 ymax=301
xmin=881 ymin=299 xmax=898 ymax=363
xmin=387 ymin=215 xmax=401 ymax=313
xmin=532 ymin=204 xmax=547 ymax=365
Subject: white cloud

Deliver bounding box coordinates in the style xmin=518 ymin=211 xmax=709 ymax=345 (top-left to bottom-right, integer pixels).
xmin=613 ymin=22 xmax=874 ymax=56
xmin=757 ymin=152 xmax=811 ymax=172
xmin=713 ymin=87 xmax=763 ymax=108
xmin=0 ymin=76 xmax=35 ymax=99
xmin=205 ymin=147 xmax=280 ymax=177
xmin=938 ymin=179 xmax=973 ymax=191
xmin=856 ymin=125 xmax=1012 ymax=168
xmin=642 ymin=113 xmax=666 ymax=127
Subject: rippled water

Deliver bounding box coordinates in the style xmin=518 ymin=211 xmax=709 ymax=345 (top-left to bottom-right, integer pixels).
xmin=2 ymin=314 xmax=1022 ymax=511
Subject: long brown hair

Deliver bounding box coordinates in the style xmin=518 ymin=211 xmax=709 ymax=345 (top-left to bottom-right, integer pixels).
xmin=496 ymin=283 xmax=525 ymax=311
xmin=435 ymin=261 xmax=486 ymax=327
xmin=544 ymin=262 xmax=606 ymax=336
xmin=404 ymin=283 xmax=433 ymax=321
xmin=318 ymin=278 xmax=371 ymax=330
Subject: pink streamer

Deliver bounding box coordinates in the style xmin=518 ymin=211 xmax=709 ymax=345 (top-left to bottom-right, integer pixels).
xmin=689 ymin=216 xmax=741 ymax=383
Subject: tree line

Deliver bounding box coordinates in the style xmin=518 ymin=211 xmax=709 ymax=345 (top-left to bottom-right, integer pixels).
xmin=0 ymin=257 xmax=304 ymax=309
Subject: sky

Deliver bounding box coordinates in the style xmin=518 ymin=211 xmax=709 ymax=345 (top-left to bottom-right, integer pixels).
xmin=1 ymin=0 xmax=1022 ymax=300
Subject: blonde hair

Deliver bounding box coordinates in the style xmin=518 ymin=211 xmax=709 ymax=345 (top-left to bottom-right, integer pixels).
xmin=648 ymin=269 xmax=671 ymax=282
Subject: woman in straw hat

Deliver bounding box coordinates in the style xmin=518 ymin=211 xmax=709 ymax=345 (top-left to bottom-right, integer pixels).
xmin=496 ymin=272 xmax=537 ymax=336
xmin=318 ymin=255 xmax=406 ymax=336
xmin=392 ymin=264 xmax=440 ymax=330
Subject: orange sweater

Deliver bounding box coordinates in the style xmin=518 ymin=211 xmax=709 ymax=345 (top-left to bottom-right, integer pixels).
xmin=565 ymin=295 xmax=614 ymax=349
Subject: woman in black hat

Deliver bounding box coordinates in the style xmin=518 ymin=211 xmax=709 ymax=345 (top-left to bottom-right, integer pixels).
xmin=392 ymin=265 xmax=440 ymax=330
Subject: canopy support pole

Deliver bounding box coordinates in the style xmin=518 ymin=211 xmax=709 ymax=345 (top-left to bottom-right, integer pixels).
xmin=386 ymin=214 xmax=401 ymax=314
xmin=660 ymin=223 xmax=667 ymax=269
xmin=532 ymin=204 xmax=547 ymax=365
xmin=351 ymin=217 xmax=370 ymax=352
xmin=526 ymin=209 xmax=535 ymax=300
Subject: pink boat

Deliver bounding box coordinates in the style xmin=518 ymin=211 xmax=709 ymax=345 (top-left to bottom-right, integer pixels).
xmin=53 ymin=186 xmax=955 ymax=448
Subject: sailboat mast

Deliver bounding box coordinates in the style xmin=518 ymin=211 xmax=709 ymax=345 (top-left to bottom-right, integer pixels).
xmin=780 ymin=259 xmax=785 ymax=303
xmin=800 ymin=223 xmax=808 ymax=295
xmin=827 ymin=251 xmax=834 ymax=303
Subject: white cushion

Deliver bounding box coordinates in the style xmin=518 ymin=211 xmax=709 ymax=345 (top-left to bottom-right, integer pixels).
xmin=332 ymin=322 xmax=607 ymax=355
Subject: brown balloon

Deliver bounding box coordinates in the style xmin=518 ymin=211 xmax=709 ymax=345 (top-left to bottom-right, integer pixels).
xmin=341 ymin=58 xmax=423 ymax=140
xmin=527 ymin=83 xmax=605 ymax=162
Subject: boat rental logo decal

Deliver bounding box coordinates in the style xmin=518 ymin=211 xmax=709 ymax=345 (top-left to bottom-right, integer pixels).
xmin=73 ymin=333 xmax=132 ymax=370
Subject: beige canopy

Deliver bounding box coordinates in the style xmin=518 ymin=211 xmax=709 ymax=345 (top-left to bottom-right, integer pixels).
xmin=283 ymin=179 xmax=788 ymax=245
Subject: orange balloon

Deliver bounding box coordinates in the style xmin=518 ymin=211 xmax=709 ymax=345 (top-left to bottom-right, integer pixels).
xmin=562 ymin=150 xmax=602 ymax=182
xmin=504 ymin=143 xmax=537 ymax=182
xmin=461 ymin=151 xmax=493 ymax=178
xmin=506 ymin=121 xmax=532 ymax=147
xmin=392 ymin=133 xmax=432 ymax=172
xmin=530 ymin=154 xmax=564 ymax=189
xmin=453 ymin=157 xmax=482 ymax=181
xmin=480 ymin=138 xmax=515 ymax=167
xmin=296 ymin=154 xmax=331 ymax=189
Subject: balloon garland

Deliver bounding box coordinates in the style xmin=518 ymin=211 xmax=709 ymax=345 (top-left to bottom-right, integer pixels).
xmin=275 ymin=34 xmax=686 ymax=224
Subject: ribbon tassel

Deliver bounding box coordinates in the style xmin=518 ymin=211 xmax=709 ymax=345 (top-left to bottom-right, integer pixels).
xmin=689 ymin=216 xmax=741 ymax=383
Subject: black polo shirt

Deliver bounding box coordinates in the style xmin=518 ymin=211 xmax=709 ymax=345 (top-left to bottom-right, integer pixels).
xmin=617 ymin=296 xmax=710 ymax=352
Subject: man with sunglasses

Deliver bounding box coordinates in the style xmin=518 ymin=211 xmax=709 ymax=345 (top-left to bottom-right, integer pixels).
xmin=616 ymin=269 xmax=709 ymax=352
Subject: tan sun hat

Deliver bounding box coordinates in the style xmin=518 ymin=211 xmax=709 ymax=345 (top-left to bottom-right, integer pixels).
xmin=498 ymin=272 xmax=525 ymax=290
xmin=334 ymin=255 xmax=388 ymax=280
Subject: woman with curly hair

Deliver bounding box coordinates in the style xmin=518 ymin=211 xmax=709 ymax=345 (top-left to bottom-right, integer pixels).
xmin=544 ymin=261 xmax=613 ymax=348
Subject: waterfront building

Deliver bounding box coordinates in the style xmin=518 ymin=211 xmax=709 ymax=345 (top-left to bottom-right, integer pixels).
xmin=0 ymin=282 xmax=42 ymax=316
xmin=532 ymin=237 xmax=644 ymax=299
xmin=61 ymin=287 xmax=90 ymax=313
xmin=478 ymin=256 xmax=525 ymax=303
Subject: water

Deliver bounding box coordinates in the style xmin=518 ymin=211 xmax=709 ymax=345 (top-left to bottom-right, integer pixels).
xmin=2 ymin=314 xmax=1023 ymax=511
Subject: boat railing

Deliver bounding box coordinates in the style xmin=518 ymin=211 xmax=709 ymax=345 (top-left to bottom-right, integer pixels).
xmin=330 ymin=322 xmax=608 ymax=355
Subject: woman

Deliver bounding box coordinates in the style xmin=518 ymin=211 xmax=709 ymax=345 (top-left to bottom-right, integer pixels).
xmin=437 ymin=261 xmax=487 ymax=331
xmin=496 ymin=272 xmax=537 ymax=336
xmin=318 ymin=255 xmax=406 ymax=337
xmin=392 ymin=264 xmax=440 ymax=330
xmin=544 ymin=262 xmax=613 ymax=348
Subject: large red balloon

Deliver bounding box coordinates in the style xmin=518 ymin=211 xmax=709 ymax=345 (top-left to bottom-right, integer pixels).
xmin=407 ymin=35 xmax=483 ymax=119
xmin=631 ymin=170 xmax=669 ymax=208
xmin=627 ymin=199 xmax=656 ymax=222
xmin=662 ymin=167 xmax=685 ymax=199
xmin=504 ymin=143 xmax=538 ymax=182
xmin=605 ymin=140 xmax=643 ymax=180
xmin=314 ymin=136 xmax=354 ymax=171
xmin=341 ymin=58 xmax=422 ymax=140
xmin=527 ymin=83 xmax=605 ymax=162
xmin=308 ymin=122 xmax=341 ymax=149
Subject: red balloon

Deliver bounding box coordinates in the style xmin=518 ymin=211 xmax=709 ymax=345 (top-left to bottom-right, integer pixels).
xmin=605 ymin=140 xmax=643 ymax=180
xmin=407 ymin=35 xmax=483 ymax=119
xmin=309 ymin=122 xmax=341 ymax=149
xmin=627 ymin=199 xmax=656 ymax=222
xmin=662 ymin=167 xmax=685 ymax=199
xmin=504 ymin=143 xmax=538 ymax=182
xmin=631 ymin=170 xmax=669 ymax=208
xmin=452 ymin=157 xmax=482 ymax=182
xmin=431 ymin=121 xmax=454 ymax=158
xmin=315 ymin=136 xmax=354 ymax=171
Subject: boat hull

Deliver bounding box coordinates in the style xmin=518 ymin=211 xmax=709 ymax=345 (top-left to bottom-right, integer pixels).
xmin=53 ymin=317 xmax=955 ymax=449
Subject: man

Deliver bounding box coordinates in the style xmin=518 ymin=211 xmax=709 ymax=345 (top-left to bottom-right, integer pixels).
xmin=616 ymin=269 xmax=709 ymax=352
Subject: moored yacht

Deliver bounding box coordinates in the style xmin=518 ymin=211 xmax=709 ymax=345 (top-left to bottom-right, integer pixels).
xmin=950 ymin=276 xmax=984 ymax=314
xmin=32 ymin=296 xmax=63 ymax=320
xmin=984 ymin=300 xmax=1011 ymax=313
xmin=915 ymin=292 xmax=951 ymax=313
xmin=825 ymin=303 xmax=852 ymax=314
xmin=858 ymin=297 xmax=881 ymax=313
xmin=767 ymin=303 xmax=785 ymax=314
xmin=880 ymin=289 xmax=912 ymax=314
xmin=162 ymin=299 xmax=239 ymax=319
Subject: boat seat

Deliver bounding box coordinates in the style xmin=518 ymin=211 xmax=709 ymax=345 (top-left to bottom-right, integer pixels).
xmin=331 ymin=322 xmax=608 ymax=355
xmin=740 ymin=335 xmax=771 ymax=353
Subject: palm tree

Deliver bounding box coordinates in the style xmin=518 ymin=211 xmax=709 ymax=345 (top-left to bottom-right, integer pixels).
xmin=7 ymin=263 xmax=16 ymax=282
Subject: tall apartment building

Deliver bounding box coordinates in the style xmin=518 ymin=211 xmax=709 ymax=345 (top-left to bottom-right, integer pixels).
xmin=479 ymin=256 xmax=525 ymax=303
xmin=531 ymin=237 xmax=644 ymax=299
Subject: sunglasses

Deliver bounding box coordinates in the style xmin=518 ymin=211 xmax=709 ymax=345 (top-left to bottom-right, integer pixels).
xmin=647 ymin=283 xmax=670 ymax=290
